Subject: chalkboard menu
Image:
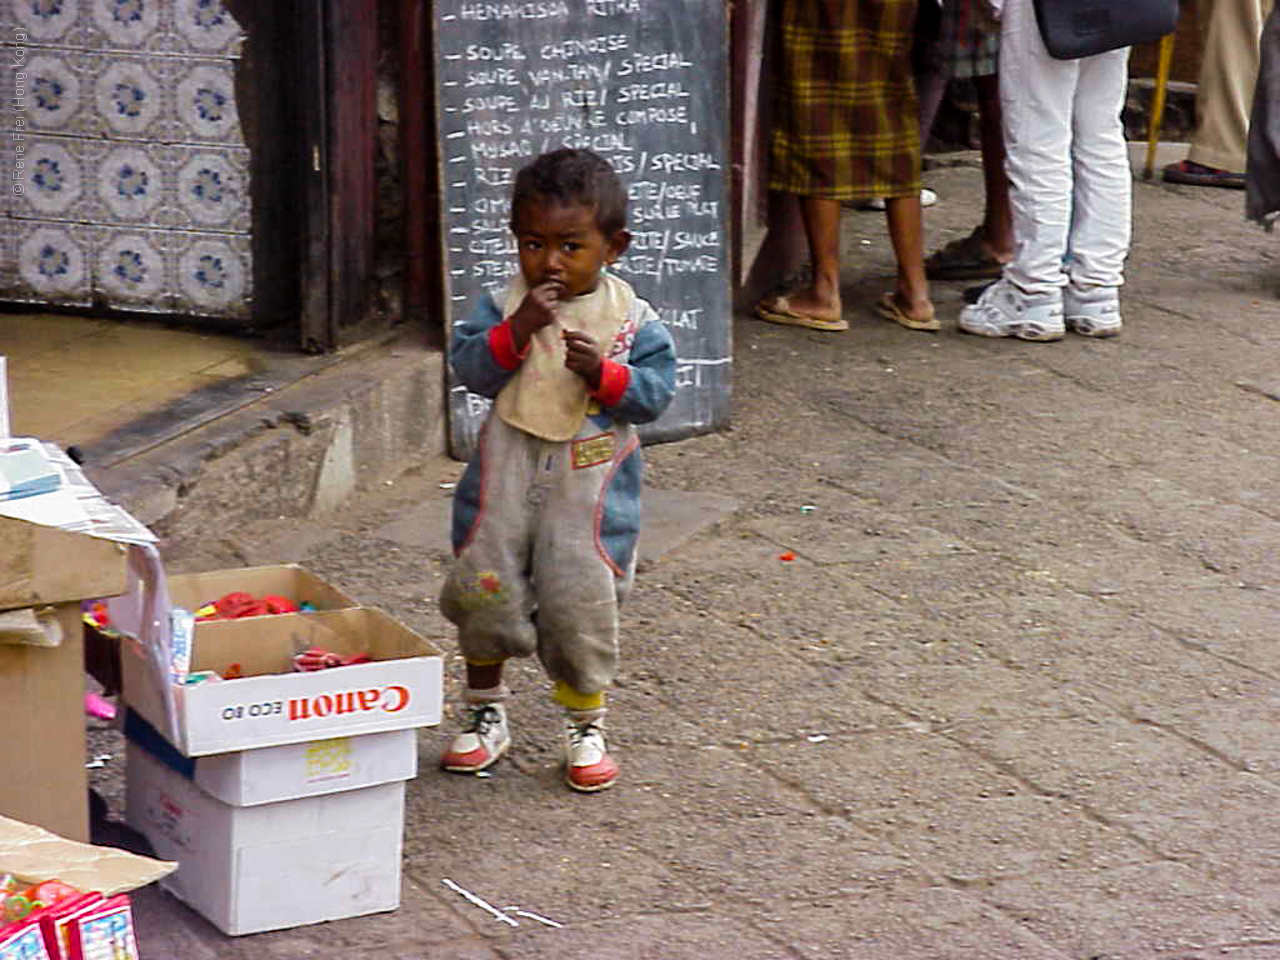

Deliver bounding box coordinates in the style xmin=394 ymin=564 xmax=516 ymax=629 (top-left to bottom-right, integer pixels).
xmin=434 ymin=0 xmax=732 ymax=461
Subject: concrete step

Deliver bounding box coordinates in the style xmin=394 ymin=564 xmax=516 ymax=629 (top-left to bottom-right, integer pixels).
xmin=85 ymin=331 xmax=446 ymax=548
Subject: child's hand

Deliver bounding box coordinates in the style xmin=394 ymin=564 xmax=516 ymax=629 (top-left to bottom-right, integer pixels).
xmin=562 ymin=329 xmax=603 ymax=390
xmin=508 ymin=281 xmax=562 ymax=351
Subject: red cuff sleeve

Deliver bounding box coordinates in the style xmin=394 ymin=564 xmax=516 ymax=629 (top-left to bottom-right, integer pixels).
xmin=591 ymin=359 xmax=630 ymax=408
xmin=488 ymin=320 xmax=527 ymax=371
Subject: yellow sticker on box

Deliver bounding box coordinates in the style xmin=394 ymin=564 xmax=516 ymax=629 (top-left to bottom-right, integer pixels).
xmin=305 ymin=738 xmax=353 ymax=782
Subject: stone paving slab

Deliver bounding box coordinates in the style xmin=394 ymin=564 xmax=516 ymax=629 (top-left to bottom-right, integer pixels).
xmin=755 ymin=887 xmax=1076 ymax=959
xmin=85 ymin=163 xmax=1280 ymax=958
xmin=979 ymin=861 xmax=1280 ymax=959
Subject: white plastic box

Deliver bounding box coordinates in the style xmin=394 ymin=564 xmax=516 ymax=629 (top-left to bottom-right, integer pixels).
xmin=126 ymin=744 xmax=406 ymax=935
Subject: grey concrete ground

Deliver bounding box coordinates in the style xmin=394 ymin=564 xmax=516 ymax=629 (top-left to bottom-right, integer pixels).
xmin=89 ymin=160 xmax=1280 ymax=959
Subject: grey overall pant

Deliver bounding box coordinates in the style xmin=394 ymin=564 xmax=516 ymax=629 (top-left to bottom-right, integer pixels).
xmin=439 ymin=414 xmax=640 ymax=696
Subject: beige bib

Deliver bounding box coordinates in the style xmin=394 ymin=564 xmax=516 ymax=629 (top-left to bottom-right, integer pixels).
xmin=495 ymin=273 xmax=635 ymax=441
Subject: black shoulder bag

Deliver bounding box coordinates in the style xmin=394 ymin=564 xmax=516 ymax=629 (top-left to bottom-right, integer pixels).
xmin=1032 ymin=0 xmax=1180 ymax=60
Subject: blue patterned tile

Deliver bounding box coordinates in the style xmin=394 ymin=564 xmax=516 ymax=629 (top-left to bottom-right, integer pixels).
xmin=19 ymin=138 xmax=84 ymax=217
xmin=25 ymin=53 xmax=84 ymax=132
xmin=177 ymin=149 xmax=248 ymax=230
xmin=0 ymin=220 xmax=20 ymax=299
xmin=94 ymin=57 xmax=165 ymax=137
xmin=176 ymin=234 xmax=248 ymax=317
xmin=90 ymin=0 xmax=160 ymax=48
xmin=8 ymin=0 xmax=252 ymax=318
xmin=93 ymin=229 xmax=168 ymax=303
xmin=16 ymin=222 xmax=92 ymax=304
xmin=175 ymin=62 xmax=242 ymax=143
xmin=175 ymin=0 xmax=243 ymax=57
xmin=11 ymin=0 xmax=81 ymax=44
xmin=96 ymin=143 xmax=165 ymax=222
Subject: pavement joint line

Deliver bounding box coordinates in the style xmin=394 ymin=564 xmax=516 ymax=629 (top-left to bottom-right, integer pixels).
xmin=1130 ymin=616 xmax=1280 ymax=685
xmin=926 ymin=723 xmax=1183 ymax=867
xmin=1142 ymin=296 xmax=1275 ymax=346
xmin=1126 ymin=714 xmax=1253 ymax=775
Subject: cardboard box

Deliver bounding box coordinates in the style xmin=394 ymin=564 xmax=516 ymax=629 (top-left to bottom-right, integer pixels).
xmin=0 ymin=518 xmax=128 ymax=611
xmin=0 ymin=605 xmax=93 ymax=841
xmin=122 ymin=607 xmax=443 ymax=756
xmin=0 ymin=814 xmax=176 ymax=895
xmin=125 ymin=745 xmax=404 ymax=936
xmin=90 ymin=564 xmax=356 ymax=697
xmin=0 ymin=496 xmax=128 ymax=844
xmin=0 ymin=515 xmax=128 ymax=842
xmin=124 ymin=709 xmax=418 ymax=807
xmin=165 ymin=564 xmax=358 ymax=616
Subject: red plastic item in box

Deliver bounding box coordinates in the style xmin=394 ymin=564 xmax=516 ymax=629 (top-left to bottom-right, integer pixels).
xmin=198 ymin=592 xmax=300 ymax=621
xmin=293 ymin=647 xmax=372 ymax=672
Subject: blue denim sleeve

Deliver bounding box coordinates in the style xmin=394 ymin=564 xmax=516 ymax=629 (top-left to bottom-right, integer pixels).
xmin=603 ymin=303 xmax=677 ymax=425
xmin=448 ymin=292 xmax=518 ymax=399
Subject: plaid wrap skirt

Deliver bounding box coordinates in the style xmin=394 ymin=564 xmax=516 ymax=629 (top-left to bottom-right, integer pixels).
xmin=768 ymin=0 xmax=922 ymax=202
xmin=942 ymin=0 xmax=1000 ymax=80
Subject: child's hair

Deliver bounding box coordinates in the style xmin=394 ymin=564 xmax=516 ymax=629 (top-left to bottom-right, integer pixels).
xmin=510 ymin=148 xmax=628 ymax=236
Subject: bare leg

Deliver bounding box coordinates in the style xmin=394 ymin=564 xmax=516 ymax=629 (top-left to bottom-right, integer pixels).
xmin=798 ymin=195 xmax=842 ymax=315
xmin=760 ymin=194 xmax=842 ymax=319
xmin=884 ymin=194 xmax=934 ymax=321
xmin=976 ymin=73 xmax=1013 ymax=261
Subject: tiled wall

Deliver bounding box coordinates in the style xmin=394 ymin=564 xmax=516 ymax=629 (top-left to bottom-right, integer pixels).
xmin=2 ymin=0 xmax=252 ymax=319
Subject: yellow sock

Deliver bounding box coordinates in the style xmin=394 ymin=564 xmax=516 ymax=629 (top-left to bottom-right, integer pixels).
xmin=552 ymin=681 xmax=605 ymax=713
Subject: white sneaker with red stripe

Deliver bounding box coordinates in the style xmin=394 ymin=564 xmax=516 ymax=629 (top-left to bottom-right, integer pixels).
xmin=564 ymin=718 xmax=618 ymax=792
xmin=440 ymin=703 xmax=509 ymax=773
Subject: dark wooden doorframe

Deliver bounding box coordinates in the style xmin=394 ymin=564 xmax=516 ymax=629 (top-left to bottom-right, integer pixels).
xmin=296 ymin=0 xmax=380 ymax=353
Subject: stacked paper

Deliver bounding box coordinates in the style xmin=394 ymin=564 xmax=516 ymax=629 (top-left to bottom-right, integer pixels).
xmin=0 ymin=438 xmax=61 ymax=501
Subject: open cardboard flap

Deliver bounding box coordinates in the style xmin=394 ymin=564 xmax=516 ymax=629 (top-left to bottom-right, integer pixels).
xmin=0 ymin=815 xmax=176 ymax=895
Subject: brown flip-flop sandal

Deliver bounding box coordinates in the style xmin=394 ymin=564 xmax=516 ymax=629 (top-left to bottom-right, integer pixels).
xmin=754 ymin=295 xmax=848 ymax=332
xmin=875 ymin=291 xmax=938 ymax=332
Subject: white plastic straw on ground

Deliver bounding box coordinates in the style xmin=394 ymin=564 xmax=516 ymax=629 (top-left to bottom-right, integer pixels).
xmin=441 ymin=878 xmax=519 ymax=926
xmin=505 ymin=907 xmax=564 ymax=928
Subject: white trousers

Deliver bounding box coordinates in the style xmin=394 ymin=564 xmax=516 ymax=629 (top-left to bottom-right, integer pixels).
xmin=1000 ymin=0 xmax=1132 ymax=295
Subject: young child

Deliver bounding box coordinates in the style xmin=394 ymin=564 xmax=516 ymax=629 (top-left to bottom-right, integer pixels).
xmin=438 ymin=148 xmax=677 ymax=792
xmin=958 ymin=0 xmax=1131 ymax=340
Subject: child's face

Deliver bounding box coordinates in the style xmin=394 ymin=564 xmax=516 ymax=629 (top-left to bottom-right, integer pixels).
xmin=512 ymin=199 xmax=630 ymax=299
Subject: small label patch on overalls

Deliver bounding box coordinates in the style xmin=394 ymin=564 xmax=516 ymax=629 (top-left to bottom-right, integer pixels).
xmin=455 ymin=570 xmax=508 ymax=610
xmin=571 ymin=432 xmax=615 ymax=469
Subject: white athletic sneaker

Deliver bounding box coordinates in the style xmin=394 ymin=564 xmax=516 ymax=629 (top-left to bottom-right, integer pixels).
xmin=958 ymin=278 xmax=1065 ymax=342
xmin=440 ymin=702 xmax=510 ymax=773
xmin=860 ymin=188 xmax=938 ymax=211
xmin=1064 ymin=284 xmax=1123 ymax=338
xmin=564 ymin=718 xmax=618 ymax=792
